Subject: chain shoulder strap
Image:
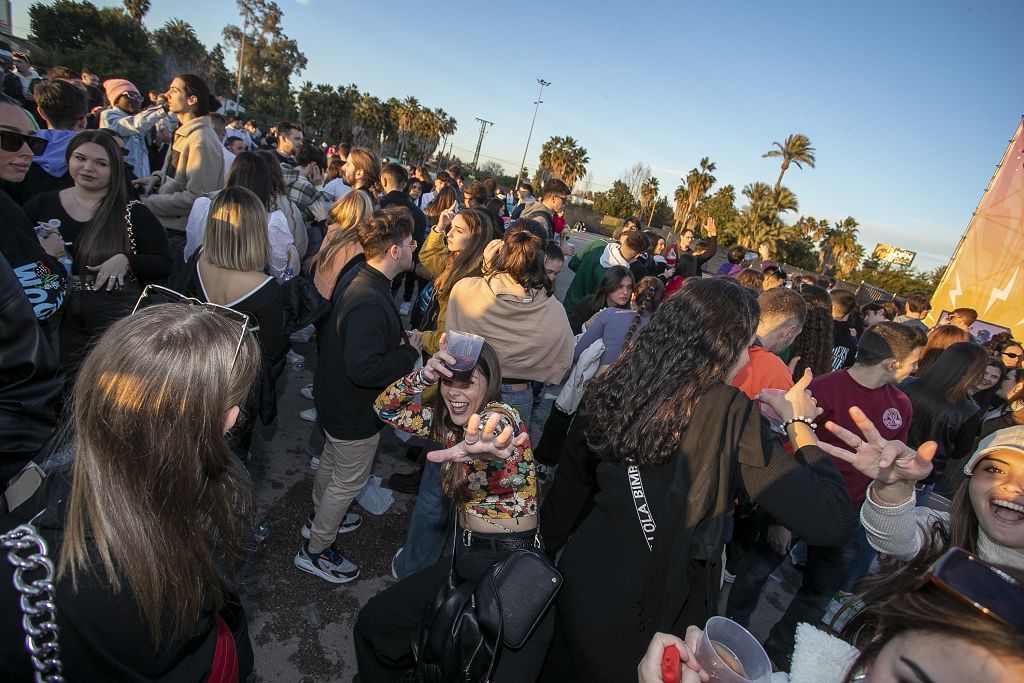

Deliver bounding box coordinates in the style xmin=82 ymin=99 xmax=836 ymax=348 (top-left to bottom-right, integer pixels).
xmin=123 ymin=201 xmax=140 ymax=255
xmin=2 ymin=524 xmax=64 ymax=682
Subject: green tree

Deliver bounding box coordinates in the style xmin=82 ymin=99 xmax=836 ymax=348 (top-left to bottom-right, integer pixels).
xmin=352 ymin=92 xmax=386 ymax=149
xmin=152 ymin=19 xmax=207 ymax=86
xmin=29 ymin=0 xmax=158 ymax=89
xmin=848 ymin=262 xmax=945 ymax=296
xmin=222 ymin=0 xmax=306 ymax=120
xmin=639 ymin=176 xmax=660 ymax=225
xmin=592 ymin=180 xmax=639 ymax=219
xmin=649 ymin=196 xmax=673 ymax=228
xmin=763 ymin=133 xmax=816 ymax=194
xmin=538 ymin=135 xmax=590 ymax=189
xmin=123 ymin=0 xmax=149 ymax=24
xmin=672 ymin=156 xmax=717 ymax=232
xmin=206 ymin=45 xmax=234 ymax=99
xmin=694 ymin=185 xmax=739 ymax=239
xmin=819 ymin=217 xmax=862 ymax=276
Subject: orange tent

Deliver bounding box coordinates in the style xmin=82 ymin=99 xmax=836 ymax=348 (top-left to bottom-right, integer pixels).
xmin=928 ymin=117 xmax=1024 ymax=340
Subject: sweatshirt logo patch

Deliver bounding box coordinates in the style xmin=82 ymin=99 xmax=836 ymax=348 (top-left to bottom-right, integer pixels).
xmin=882 ymin=407 xmax=903 ymax=431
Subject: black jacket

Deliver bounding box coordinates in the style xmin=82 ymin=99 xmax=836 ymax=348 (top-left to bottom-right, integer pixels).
xmin=0 ymin=190 xmax=67 ymax=325
xmin=380 ymin=191 xmax=427 ymax=247
xmin=314 ymin=263 xmax=420 ymax=439
xmin=0 ymin=250 xmax=62 ymax=475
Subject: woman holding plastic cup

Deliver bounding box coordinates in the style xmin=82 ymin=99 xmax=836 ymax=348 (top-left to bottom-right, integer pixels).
xmin=356 ymin=335 xmax=550 ymax=680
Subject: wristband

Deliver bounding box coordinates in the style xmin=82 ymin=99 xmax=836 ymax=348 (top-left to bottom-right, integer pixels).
xmin=781 ymin=416 xmax=817 ymax=430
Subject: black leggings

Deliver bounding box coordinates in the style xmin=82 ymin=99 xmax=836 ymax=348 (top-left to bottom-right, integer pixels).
xmin=354 ymin=528 xmax=554 ymax=681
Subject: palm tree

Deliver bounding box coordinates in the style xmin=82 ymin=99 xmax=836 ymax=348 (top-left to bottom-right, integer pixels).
xmin=152 ymin=20 xmax=207 ymax=83
xmin=763 ymin=133 xmax=816 ymax=194
xmin=394 ymin=96 xmax=420 ymax=163
xmin=123 ymin=0 xmax=150 ymax=24
xmin=353 ymin=93 xmax=386 ymax=150
xmin=819 ymin=217 xmax=861 ymax=274
xmin=538 ymin=136 xmax=590 ymax=189
xmin=640 ymin=177 xmax=660 ymax=225
xmin=673 ymin=157 xmax=717 ymax=232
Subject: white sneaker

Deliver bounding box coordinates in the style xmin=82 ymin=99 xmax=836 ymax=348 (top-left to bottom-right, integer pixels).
xmin=398 ymin=301 xmax=412 ymax=316
xmin=300 ymin=407 xmax=317 ymax=422
xmin=294 ymin=543 xmax=360 ymax=584
xmin=300 ymin=383 xmax=314 ymax=400
xmin=301 ymin=512 xmax=362 ymax=540
xmin=309 ymin=456 xmax=320 ymax=470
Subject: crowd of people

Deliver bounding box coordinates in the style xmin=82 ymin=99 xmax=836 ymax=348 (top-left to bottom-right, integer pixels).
xmin=0 ymin=61 xmax=1023 ymax=683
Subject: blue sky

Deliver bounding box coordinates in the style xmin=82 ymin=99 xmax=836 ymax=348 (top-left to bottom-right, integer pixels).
xmin=14 ymin=1 xmax=1024 ymax=270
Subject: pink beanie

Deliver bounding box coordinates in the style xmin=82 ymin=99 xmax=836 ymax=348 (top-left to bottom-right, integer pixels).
xmin=103 ymin=78 xmax=140 ymax=105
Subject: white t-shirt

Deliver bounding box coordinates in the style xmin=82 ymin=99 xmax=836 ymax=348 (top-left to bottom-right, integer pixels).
xmin=184 ymin=196 xmax=295 ymax=278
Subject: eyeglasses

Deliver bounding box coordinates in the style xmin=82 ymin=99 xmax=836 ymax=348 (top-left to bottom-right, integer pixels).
xmin=406 ymin=240 xmax=418 ymax=251
xmin=1002 ymin=351 xmax=1022 ymax=360
xmin=0 ymin=130 xmax=49 ymax=155
xmin=132 ymin=284 xmax=256 ymax=366
xmin=914 ymin=547 xmax=1024 ymax=627
xmin=552 ymin=195 xmax=567 ymax=202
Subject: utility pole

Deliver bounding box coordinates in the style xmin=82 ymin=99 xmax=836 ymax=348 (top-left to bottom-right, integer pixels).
xmin=233 ymin=7 xmax=251 ymax=115
xmin=513 ymin=78 xmax=550 ymax=193
xmin=471 ymin=118 xmax=493 ymax=170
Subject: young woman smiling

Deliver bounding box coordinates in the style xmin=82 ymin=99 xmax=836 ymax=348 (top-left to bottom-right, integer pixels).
xmin=23 ymin=129 xmax=171 ymax=378
xmin=356 ymin=338 xmax=549 ymax=680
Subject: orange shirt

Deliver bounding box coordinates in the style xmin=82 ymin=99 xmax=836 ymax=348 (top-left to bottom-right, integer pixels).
xmin=731 ymin=345 xmax=794 ymax=400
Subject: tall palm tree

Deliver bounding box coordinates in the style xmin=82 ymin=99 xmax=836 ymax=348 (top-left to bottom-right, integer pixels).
xmin=395 ymin=96 xmax=420 ymax=162
xmin=539 ymin=136 xmax=590 ymax=189
xmin=763 ymin=133 xmax=816 ymax=194
xmin=353 ymin=93 xmax=386 ymax=150
xmin=640 ymin=176 xmax=660 ymax=225
xmin=123 ymin=0 xmax=150 ymax=24
xmin=819 ymin=217 xmax=861 ymax=274
xmin=674 ymin=157 xmax=717 ymax=232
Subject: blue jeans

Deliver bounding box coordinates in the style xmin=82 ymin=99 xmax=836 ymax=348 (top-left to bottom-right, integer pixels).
xmin=393 ymin=460 xmax=451 ymax=580
xmin=500 ymin=383 xmax=533 ymax=430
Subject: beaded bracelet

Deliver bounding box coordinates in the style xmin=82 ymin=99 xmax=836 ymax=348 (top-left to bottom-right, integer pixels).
xmin=781 ymin=416 xmax=817 ymax=430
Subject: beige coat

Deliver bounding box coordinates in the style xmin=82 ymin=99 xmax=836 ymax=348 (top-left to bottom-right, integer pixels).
xmin=445 ymin=273 xmax=574 ymax=384
xmin=147 ymin=116 xmax=225 ymax=232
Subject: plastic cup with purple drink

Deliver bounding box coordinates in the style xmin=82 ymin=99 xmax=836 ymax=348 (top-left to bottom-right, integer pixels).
xmin=445 ymin=331 xmax=485 ymax=382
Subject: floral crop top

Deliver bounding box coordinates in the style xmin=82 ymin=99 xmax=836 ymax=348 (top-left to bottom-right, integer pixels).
xmin=374 ymin=370 xmax=537 ymax=520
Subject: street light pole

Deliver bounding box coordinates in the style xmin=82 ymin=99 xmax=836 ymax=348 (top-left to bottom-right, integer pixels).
xmin=513 ymin=78 xmax=550 ymax=195
xmin=234 ymin=10 xmax=248 ymax=115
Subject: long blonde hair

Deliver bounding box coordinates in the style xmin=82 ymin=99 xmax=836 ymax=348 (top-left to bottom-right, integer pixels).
xmin=58 ymin=303 xmax=261 ymax=644
xmin=312 ymin=190 xmax=374 ymax=276
xmin=201 ymin=186 xmax=270 ymax=272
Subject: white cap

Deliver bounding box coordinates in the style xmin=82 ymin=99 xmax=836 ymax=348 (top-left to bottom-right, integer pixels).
xmin=963 ymin=426 xmax=1024 ymax=475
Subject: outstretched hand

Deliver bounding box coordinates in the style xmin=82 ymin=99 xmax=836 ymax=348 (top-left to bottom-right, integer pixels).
xmin=426 ymin=412 xmax=528 ymax=463
xmin=819 ymin=406 xmax=936 ymax=484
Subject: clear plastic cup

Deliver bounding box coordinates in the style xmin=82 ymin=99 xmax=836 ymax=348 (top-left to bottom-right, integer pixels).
xmin=695 ymin=616 xmax=772 ymax=683
xmin=444 ymin=331 xmax=485 ymax=382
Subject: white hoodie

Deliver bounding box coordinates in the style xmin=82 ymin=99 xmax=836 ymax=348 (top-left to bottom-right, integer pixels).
xmin=599 ymin=242 xmax=629 ymax=268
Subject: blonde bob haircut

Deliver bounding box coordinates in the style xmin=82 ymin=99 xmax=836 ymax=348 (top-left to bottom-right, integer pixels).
xmin=59 ymin=303 xmax=260 ymax=644
xmin=201 ymin=186 xmax=271 ymax=272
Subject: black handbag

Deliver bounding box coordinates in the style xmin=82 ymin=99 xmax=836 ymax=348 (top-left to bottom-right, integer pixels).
xmin=412 ymin=524 xmax=562 ymax=682
xmin=280 ymin=273 xmax=331 ymax=336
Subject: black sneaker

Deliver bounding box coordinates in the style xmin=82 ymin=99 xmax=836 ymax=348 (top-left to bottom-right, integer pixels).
xmin=301 ymin=512 xmax=361 ymax=540
xmin=294 ymin=542 xmax=360 ymax=584
xmin=389 ymin=468 xmax=423 ymax=495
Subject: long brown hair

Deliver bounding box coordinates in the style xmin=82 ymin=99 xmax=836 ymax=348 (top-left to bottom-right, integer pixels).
xmin=58 ymin=303 xmax=260 ymax=644
xmin=916 ymin=324 xmax=969 ymax=376
xmin=424 ymin=185 xmax=459 ymax=221
xmin=488 ymin=228 xmax=551 ymax=296
xmin=67 ymin=130 xmax=131 ymax=280
xmin=432 ymin=208 xmax=493 ymax=302
xmin=311 ymin=190 xmax=374 ymax=277
xmin=346 ymin=146 xmax=381 ymax=193
xmin=431 ymin=342 xmax=504 ymax=503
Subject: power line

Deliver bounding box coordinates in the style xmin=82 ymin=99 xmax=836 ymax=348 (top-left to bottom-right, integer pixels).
xmin=471 ymin=118 xmax=493 ymax=169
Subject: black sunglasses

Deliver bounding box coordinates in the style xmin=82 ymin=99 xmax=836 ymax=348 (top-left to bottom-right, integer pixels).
xmin=1002 ymin=350 xmax=1022 ymax=360
xmin=0 ymin=130 xmax=48 ymax=155
xmin=914 ymin=547 xmax=1024 ymax=627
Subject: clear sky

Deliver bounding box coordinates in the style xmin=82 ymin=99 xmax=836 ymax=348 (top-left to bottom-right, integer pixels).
xmin=14 ymin=0 xmax=1024 ymax=270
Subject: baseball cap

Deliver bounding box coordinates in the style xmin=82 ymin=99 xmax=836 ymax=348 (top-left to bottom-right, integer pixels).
xmin=963 ymin=426 xmax=1024 ymax=475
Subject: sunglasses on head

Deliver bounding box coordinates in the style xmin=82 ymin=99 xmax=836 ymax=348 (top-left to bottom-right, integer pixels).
xmin=0 ymin=130 xmax=48 ymax=155
xmin=914 ymin=547 xmax=1024 ymax=628
xmin=132 ymin=284 xmax=256 ymax=366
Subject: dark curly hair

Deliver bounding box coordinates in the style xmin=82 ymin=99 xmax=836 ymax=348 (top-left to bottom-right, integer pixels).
xmin=579 ymin=277 xmax=758 ymax=465
xmin=791 ymin=284 xmax=834 ymax=379
xmin=624 ymin=276 xmax=665 ymax=347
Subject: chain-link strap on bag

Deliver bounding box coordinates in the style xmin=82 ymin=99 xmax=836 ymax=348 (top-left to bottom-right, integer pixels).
xmin=2 ymin=524 xmax=64 ymax=682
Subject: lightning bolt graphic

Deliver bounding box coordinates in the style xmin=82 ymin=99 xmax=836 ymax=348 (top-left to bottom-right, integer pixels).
xmin=947 ymin=274 xmax=963 ymax=310
xmin=984 ymin=267 xmax=1019 ymax=314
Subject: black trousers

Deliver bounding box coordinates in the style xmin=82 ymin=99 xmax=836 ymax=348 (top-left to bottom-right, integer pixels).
xmin=534 ymin=405 xmax=574 ymax=467
xmin=354 ymin=528 xmax=554 ymax=682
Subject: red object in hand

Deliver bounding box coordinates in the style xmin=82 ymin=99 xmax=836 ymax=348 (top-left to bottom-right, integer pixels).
xmin=662 ymin=644 xmax=681 ymax=683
